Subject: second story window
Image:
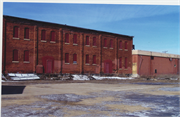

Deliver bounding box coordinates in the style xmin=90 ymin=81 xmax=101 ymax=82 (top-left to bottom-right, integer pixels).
xmin=13 ymin=26 xmax=19 ymax=38
xmin=125 ymin=41 xmax=128 ymax=49
xmin=50 ymin=31 xmax=55 ymax=42
xmin=41 ymin=30 xmax=46 ymax=41
xmin=13 ymin=49 xmax=18 ymax=61
xmin=73 ymin=34 xmax=77 ymax=44
xmin=65 ymin=33 xmax=69 ymax=43
xmin=93 ymin=37 xmax=96 ymax=46
xmin=24 ymin=28 xmax=29 ymax=39
xmin=73 ymin=54 xmax=77 ymax=64
xmin=86 ymin=36 xmax=89 ymax=45
xmin=119 ymin=41 xmax=122 ymax=49
xmin=104 ymin=38 xmax=107 ymax=47
xmin=110 ymin=39 xmax=113 ymax=48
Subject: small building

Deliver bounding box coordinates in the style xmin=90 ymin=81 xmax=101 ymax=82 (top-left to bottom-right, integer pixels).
xmin=2 ymin=15 xmax=133 ymax=75
xmin=132 ymin=50 xmax=180 ymax=77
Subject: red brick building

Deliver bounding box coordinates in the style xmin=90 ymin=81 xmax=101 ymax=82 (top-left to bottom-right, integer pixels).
xmin=132 ymin=50 xmax=180 ymax=77
xmin=2 ymin=15 xmax=133 ymax=75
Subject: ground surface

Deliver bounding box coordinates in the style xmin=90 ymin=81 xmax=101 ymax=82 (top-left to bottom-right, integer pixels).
xmin=1 ymin=78 xmax=180 ymax=117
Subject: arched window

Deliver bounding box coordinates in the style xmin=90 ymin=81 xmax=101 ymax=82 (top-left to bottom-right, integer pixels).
xmin=13 ymin=49 xmax=18 ymax=61
xmin=51 ymin=31 xmax=55 ymax=41
xmin=65 ymin=33 xmax=69 ymax=43
xmin=73 ymin=54 xmax=77 ymax=64
xmin=24 ymin=28 xmax=29 ymax=39
xmin=13 ymin=26 xmax=19 ymax=38
xmin=41 ymin=30 xmax=46 ymax=40
xmin=24 ymin=50 xmax=29 ymax=61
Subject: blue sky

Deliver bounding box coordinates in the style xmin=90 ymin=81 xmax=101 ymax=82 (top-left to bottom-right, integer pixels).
xmin=3 ymin=2 xmax=180 ymax=54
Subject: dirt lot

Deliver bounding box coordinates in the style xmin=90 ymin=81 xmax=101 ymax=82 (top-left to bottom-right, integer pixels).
xmin=1 ymin=79 xmax=180 ymax=117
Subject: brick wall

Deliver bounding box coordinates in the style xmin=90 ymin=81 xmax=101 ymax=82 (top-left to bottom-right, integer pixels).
xmin=2 ymin=16 xmax=133 ymax=75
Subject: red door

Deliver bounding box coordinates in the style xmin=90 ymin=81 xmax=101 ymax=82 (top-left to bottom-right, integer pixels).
xmin=104 ymin=60 xmax=112 ymax=74
xmin=46 ymin=59 xmax=52 ymax=73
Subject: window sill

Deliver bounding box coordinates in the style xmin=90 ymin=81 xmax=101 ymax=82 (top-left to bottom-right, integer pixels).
xmin=85 ymin=45 xmax=90 ymax=47
xmin=119 ymin=68 xmax=122 ymax=70
xmin=124 ymin=69 xmax=128 ymax=70
xmin=73 ymin=43 xmax=78 ymax=46
xmin=125 ymin=49 xmax=128 ymax=51
xmin=103 ymin=47 xmax=107 ymax=49
xmin=12 ymin=61 xmax=19 ymax=63
xmin=65 ymin=63 xmax=70 ymax=64
xmin=24 ymin=38 xmax=30 ymax=41
xmin=50 ymin=41 xmax=56 ymax=43
xmin=41 ymin=40 xmax=47 ymax=43
xmin=65 ymin=43 xmax=70 ymax=45
xmin=119 ymin=49 xmax=123 ymax=50
xmin=23 ymin=61 xmax=30 ymax=63
xmin=109 ymin=48 xmax=113 ymax=49
xmin=92 ymin=46 xmax=97 ymax=48
xmin=92 ymin=64 xmax=96 ymax=65
xmin=73 ymin=63 xmax=77 ymax=65
xmin=13 ymin=37 xmax=19 ymax=40
xmin=85 ymin=63 xmax=90 ymax=65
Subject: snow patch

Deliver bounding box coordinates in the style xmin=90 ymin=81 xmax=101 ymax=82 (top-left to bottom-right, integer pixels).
xmin=72 ymin=75 xmax=134 ymax=80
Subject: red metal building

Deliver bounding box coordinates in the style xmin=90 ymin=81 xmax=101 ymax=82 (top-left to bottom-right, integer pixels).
xmin=132 ymin=50 xmax=180 ymax=77
xmin=2 ymin=15 xmax=133 ymax=75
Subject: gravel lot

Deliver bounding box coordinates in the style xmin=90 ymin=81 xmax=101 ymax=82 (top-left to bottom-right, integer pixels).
xmin=1 ymin=79 xmax=180 ymax=117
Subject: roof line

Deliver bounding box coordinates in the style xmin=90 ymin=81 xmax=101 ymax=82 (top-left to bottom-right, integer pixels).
xmin=3 ymin=15 xmax=133 ymax=38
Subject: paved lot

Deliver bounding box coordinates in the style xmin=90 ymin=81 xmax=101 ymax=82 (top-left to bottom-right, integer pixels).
xmin=1 ymin=80 xmax=180 ymax=117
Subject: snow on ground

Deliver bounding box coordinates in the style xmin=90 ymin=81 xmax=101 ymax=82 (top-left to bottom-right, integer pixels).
xmin=72 ymin=75 xmax=134 ymax=80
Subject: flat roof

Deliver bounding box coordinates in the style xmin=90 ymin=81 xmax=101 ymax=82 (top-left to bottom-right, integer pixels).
xmin=3 ymin=15 xmax=133 ymax=38
xmin=132 ymin=50 xmax=180 ymax=58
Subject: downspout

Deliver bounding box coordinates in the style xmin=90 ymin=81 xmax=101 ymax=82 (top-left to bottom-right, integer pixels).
xmin=82 ymin=34 xmax=84 ymax=74
xmin=100 ymin=35 xmax=102 ymax=74
xmin=60 ymin=29 xmax=63 ymax=74
xmin=3 ymin=21 xmax=7 ymax=74
xmin=36 ymin=26 xmax=38 ymax=66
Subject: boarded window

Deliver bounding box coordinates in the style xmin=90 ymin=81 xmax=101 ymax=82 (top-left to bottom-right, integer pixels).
xmin=73 ymin=54 xmax=77 ymax=63
xmin=65 ymin=33 xmax=69 ymax=43
xmin=73 ymin=34 xmax=77 ymax=44
xmin=24 ymin=50 xmax=29 ymax=61
xmin=24 ymin=28 xmax=29 ymax=39
xmin=93 ymin=55 xmax=96 ymax=64
xmin=41 ymin=30 xmax=46 ymax=40
xmin=13 ymin=49 xmax=18 ymax=61
xmin=51 ymin=31 xmax=55 ymax=41
xmin=13 ymin=26 xmax=18 ymax=38
xmin=65 ymin=53 xmax=69 ymax=63
xmin=86 ymin=36 xmax=89 ymax=45
xmin=104 ymin=38 xmax=107 ymax=47
xmin=125 ymin=57 xmax=128 ymax=69
xmin=86 ymin=54 xmax=89 ymax=64
xmin=110 ymin=40 xmax=113 ymax=48
xmin=125 ymin=41 xmax=128 ymax=49
xmin=119 ymin=41 xmax=122 ymax=49
xmin=93 ymin=37 xmax=96 ymax=46
xmin=119 ymin=57 xmax=122 ymax=68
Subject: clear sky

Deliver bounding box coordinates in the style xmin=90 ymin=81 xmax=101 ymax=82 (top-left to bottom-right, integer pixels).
xmin=3 ymin=2 xmax=180 ymax=55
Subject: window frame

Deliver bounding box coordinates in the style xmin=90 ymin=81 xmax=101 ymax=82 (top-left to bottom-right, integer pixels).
xmin=50 ymin=31 xmax=55 ymax=42
xmin=93 ymin=55 xmax=96 ymax=65
xmin=65 ymin=33 xmax=69 ymax=43
xmin=41 ymin=30 xmax=46 ymax=42
xmin=73 ymin=54 xmax=77 ymax=64
xmin=13 ymin=26 xmax=19 ymax=39
xmin=24 ymin=50 xmax=30 ymax=63
xmin=13 ymin=49 xmax=18 ymax=62
xmin=24 ymin=28 xmax=29 ymax=39
xmin=86 ymin=36 xmax=90 ymax=46
xmin=93 ymin=37 xmax=96 ymax=47
xmin=85 ymin=54 xmax=89 ymax=65
xmin=73 ymin=34 xmax=77 ymax=45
